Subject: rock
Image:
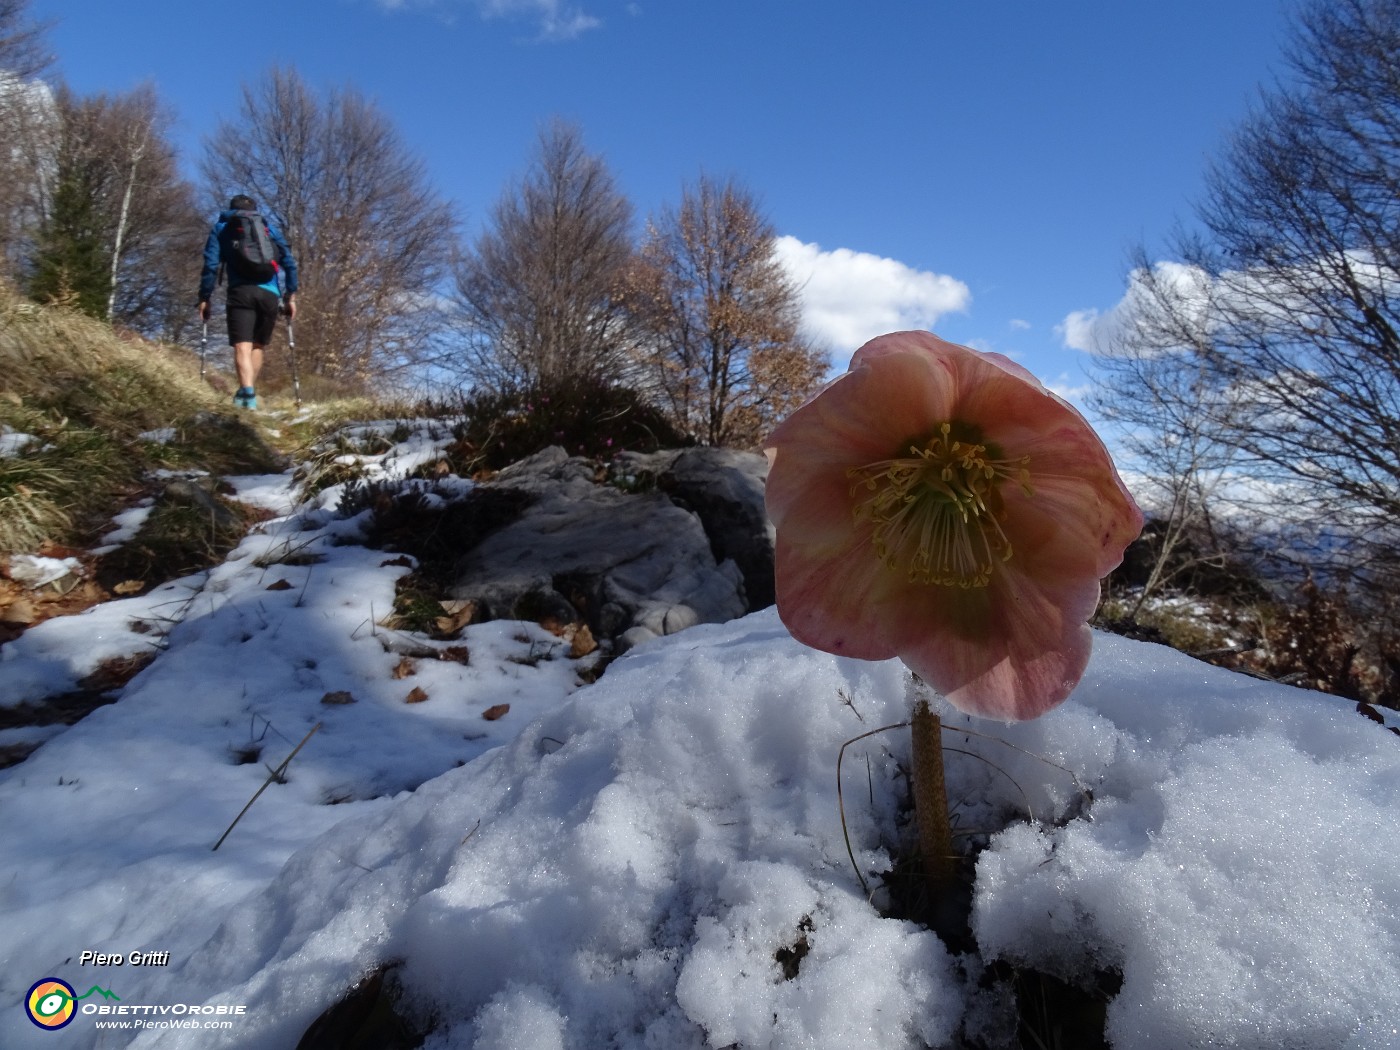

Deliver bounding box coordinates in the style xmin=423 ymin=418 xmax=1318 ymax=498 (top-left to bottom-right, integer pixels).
xmin=623 ymin=447 xmax=775 ymax=610
xmin=615 ymin=625 xmax=658 ymax=654
xmin=448 ymin=446 xmax=772 ymax=647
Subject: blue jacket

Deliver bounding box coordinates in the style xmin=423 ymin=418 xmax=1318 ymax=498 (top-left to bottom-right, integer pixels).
xmin=197 ymin=210 xmax=300 ymax=303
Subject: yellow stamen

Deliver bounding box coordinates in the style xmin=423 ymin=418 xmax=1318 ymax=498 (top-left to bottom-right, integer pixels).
xmin=847 ymin=422 xmax=1032 ymax=588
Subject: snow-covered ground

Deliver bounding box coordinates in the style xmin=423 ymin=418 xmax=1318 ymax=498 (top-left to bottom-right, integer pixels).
xmin=2 ymin=424 xmax=1398 ymax=1049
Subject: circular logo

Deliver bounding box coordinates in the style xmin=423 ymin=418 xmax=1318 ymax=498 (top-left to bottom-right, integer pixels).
xmin=25 ymin=978 xmax=77 ymax=1030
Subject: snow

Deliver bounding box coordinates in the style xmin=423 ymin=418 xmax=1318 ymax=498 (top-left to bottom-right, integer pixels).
xmin=5 ymin=555 xmax=83 ymax=589
xmin=2 ymin=429 xmax=1398 ymax=1049
xmin=1 ymin=425 xmax=39 ymax=457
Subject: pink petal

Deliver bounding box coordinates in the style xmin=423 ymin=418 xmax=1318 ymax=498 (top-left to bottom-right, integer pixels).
xmin=766 ymin=330 xmax=1143 ymax=722
xmin=773 ymin=532 xmax=904 ymax=662
xmin=889 ymin=570 xmax=1097 ymax=721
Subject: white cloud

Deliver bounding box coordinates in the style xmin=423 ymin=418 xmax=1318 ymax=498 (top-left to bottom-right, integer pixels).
xmin=1009 ymin=318 xmax=1031 ymax=331
xmin=478 ymin=0 xmax=601 ymax=38
xmin=376 ymin=0 xmax=600 ymax=40
xmin=1058 ymin=261 xmax=1213 ymax=355
xmin=773 ymin=236 xmax=970 ymax=363
xmin=1057 ymin=307 xmax=1104 ymax=353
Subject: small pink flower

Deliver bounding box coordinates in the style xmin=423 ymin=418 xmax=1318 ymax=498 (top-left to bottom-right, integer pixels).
xmin=765 ymin=331 xmax=1143 ymax=721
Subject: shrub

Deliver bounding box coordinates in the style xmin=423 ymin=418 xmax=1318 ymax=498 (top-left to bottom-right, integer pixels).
xmin=449 ymin=379 xmax=686 ymax=473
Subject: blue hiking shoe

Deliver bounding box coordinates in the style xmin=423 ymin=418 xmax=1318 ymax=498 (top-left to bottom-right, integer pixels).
xmin=233 ymin=387 xmax=258 ymax=410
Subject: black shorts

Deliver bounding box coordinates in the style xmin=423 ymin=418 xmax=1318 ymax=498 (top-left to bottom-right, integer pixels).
xmin=226 ymin=284 xmax=281 ymax=346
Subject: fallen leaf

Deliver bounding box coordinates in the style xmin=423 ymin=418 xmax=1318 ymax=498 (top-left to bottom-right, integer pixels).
xmin=405 ymin=686 xmax=430 ymax=704
xmin=321 ymin=690 xmax=356 ymax=705
xmin=266 ymin=579 xmax=294 ymax=591
xmin=434 ymin=598 xmax=476 ymax=639
xmin=482 ymin=703 xmax=510 ymax=721
xmin=569 ymin=624 xmax=597 ymax=658
xmin=0 ymin=598 xmax=36 ymax=625
xmin=380 ymin=555 xmax=414 ymax=568
xmin=392 ymin=656 xmax=417 ymax=679
xmin=540 ymin=618 xmax=598 ymax=658
xmin=440 ymin=646 xmax=470 ymax=665
xmin=112 ymin=579 xmax=145 ymax=595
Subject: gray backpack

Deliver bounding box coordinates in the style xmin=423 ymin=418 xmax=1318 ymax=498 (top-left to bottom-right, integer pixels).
xmin=222 ymin=210 xmax=278 ymax=283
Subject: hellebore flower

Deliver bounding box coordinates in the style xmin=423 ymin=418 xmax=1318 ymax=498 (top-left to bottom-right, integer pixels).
xmin=765 ymin=331 xmax=1143 ymax=721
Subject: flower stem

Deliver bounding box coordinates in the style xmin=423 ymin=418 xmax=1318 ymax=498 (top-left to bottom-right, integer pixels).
xmin=910 ymin=684 xmax=954 ymax=888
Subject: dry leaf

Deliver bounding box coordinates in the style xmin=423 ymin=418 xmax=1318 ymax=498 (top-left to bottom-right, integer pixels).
xmin=0 ymin=598 xmax=36 ymax=625
xmin=392 ymin=656 xmax=417 ymax=679
xmin=380 ymin=555 xmax=414 ymax=568
xmin=266 ymin=579 xmax=294 ymax=591
xmin=569 ymin=624 xmax=597 ymax=658
xmin=439 ymin=646 xmax=470 ymax=665
xmin=321 ymin=690 xmax=356 ymax=705
xmin=482 ymin=703 xmax=510 ymax=721
xmin=541 ymin=618 xmax=598 ymax=658
xmin=112 ymin=579 xmax=145 ymax=595
xmin=434 ymin=598 xmax=476 ymax=638
xmin=405 ymin=686 xmax=430 ymax=704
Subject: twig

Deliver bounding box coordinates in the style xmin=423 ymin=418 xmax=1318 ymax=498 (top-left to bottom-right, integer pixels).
xmin=939 ymin=746 xmax=1035 ymax=830
xmin=836 ymin=712 xmax=1095 ymax=896
xmin=837 ymin=721 xmax=909 ymax=898
xmin=213 ymin=722 xmax=322 ymax=851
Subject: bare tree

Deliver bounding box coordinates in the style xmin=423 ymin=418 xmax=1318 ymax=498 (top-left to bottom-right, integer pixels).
xmin=202 ymin=66 xmax=456 ymax=386
xmin=451 ymin=119 xmax=636 ymax=390
xmin=84 ymin=86 xmax=202 ymax=338
xmin=26 ymin=84 xmax=202 ymax=335
xmin=1097 ymin=0 xmax=1400 ymax=593
xmin=628 ymin=174 xmax=827 ymax=448
xmin=0 ymin=0 xmax=51 ymax=78
xmin=1089 ymin=258 xmax=1251 ymax=615
xmin=0 ymin=0 xmax=55 ymax=281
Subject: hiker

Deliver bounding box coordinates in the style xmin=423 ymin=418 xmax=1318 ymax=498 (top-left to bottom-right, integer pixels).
xmin=197 ymin=195 xmax=299 ymax=410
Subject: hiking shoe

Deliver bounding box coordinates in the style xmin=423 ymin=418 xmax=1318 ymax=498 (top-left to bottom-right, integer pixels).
xmin=233 ymin=387 xmax=258 ymax=410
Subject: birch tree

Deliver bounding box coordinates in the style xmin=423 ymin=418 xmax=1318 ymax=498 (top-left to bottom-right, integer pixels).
xmin=0 ymin=0 xmax=54 ymax=280
xmin=28 ymin=84 xmax=200 ymax=335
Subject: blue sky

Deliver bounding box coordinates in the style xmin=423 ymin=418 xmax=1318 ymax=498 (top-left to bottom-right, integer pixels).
xmin=31 ymin=0 xmax=1299 ymax=405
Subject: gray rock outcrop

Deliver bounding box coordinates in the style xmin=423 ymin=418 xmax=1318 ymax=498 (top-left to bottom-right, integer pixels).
xmin=447 ymin=446 xmax=772 ymax=652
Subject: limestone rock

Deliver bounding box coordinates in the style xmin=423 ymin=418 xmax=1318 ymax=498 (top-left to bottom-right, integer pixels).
xmin=616 ymin=447 xmax=775 ymax=611
xmin=448 ymin=446 xmax=773 ymax=647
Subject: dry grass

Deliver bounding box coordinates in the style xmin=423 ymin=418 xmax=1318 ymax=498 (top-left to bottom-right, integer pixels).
xmin=0 ymin=281 xmax=457 ymax=609
xmin=0 ymin=285 xmax=227 ymax=555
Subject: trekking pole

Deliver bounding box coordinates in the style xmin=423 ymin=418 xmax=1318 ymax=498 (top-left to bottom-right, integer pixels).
xmin=200 ymin=322 xmax=208 ymax=382
xmin=287 ymin=315 xmax=302 ymax=408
